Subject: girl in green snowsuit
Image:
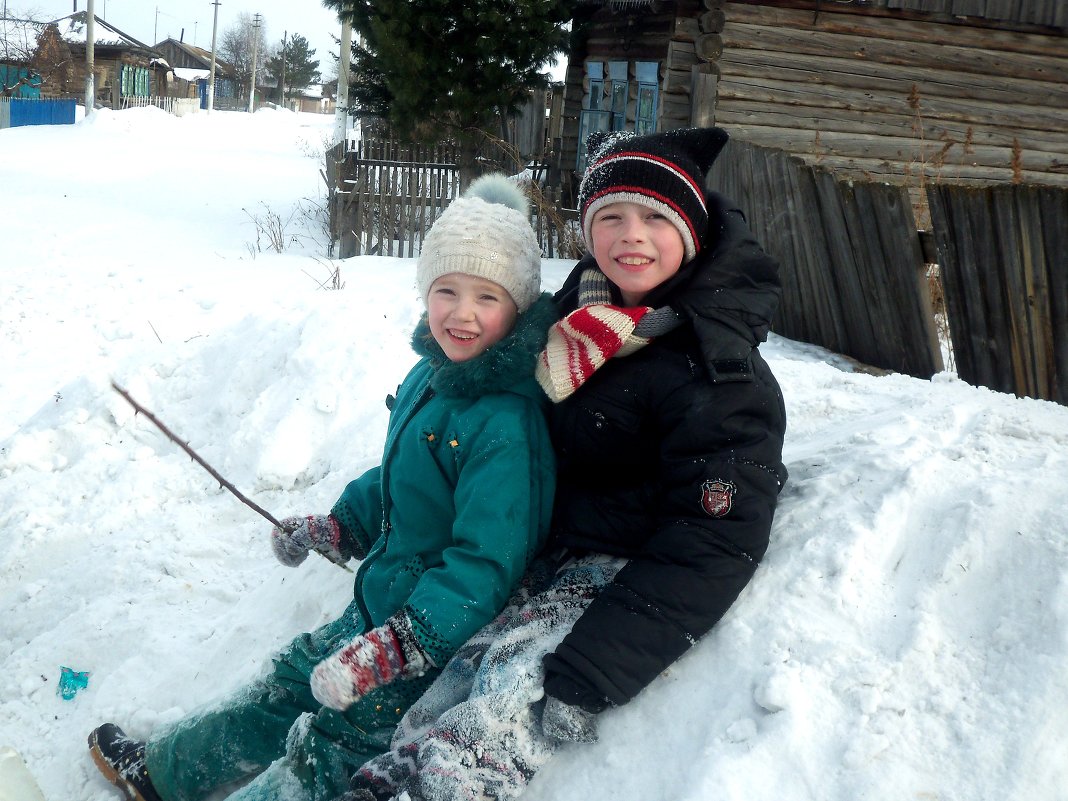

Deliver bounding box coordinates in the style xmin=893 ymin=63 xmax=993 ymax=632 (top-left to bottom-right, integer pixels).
xmin=87 ymin=175 xmax=557 ymax=801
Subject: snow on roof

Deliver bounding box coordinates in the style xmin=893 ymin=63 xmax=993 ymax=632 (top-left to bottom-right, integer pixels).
xmin=174 ymin=67 xmax=210 ymax=82
xmin=52 ymin=12 xmax=154 ymax=51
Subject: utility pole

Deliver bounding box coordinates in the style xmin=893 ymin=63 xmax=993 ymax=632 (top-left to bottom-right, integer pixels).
xmin=279 ymin=30 xmax=286 ymax=109
xmin=84 ymin=0 xmax=95 ymax=118
xmin=333 ymin=15 xmax=351 ymax=145
xmin=248 ymin=13 xmax=261 ymax=113
xmin=207 ymin=0 xmax=220 ymax=114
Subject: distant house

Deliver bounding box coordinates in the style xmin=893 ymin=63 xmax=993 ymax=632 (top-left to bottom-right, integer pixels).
xmin=50 ymin=12 xmax=168 ymax=106
xmin=290 ymin=83 xmax=335 ymax=114
xmin=153 ymin=37 xmax=238 ymax=108
xmin=554 ymin=0 xmax=1068 ymax=205
xmin=0 ymin=17 xmax=75 ymax=97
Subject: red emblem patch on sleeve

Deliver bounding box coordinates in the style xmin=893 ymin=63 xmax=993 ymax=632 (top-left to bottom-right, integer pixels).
xmin=700 ymin=479 xmax=736 ymax=518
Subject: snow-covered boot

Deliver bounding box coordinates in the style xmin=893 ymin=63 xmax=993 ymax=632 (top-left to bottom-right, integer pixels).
xmin=87 ymin=724 xmax=163 ymax=801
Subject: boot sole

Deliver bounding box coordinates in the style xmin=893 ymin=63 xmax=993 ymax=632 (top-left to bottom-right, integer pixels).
xmin=87 ymin=730 xmax=154 ymax=801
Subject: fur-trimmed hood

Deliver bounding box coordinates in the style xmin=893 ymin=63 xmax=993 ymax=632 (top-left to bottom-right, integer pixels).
xmin=410 ymin=293 xmax=558 ymax=399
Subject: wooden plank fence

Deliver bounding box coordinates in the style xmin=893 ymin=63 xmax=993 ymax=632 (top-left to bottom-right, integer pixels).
xmin=927 ymin=184 xmax=1068 ymax=405
xmin=709 ymin=139 xmax=944 ymax=379
xmin=325 ymin=136 xmax=582 ymax=261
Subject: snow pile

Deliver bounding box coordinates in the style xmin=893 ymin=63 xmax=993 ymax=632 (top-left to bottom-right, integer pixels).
xmin=1 ymin=107 xmax=1066 ymax=801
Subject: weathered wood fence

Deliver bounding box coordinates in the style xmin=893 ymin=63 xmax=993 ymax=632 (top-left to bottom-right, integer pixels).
xmin=928 ymin=184 xmax=1068 ymax=405
xmin=325 ymin=138 xmax=461 ymax=259
xmin=325 ymin=137 xmax=581 ymax=261
xmin=709 ymin=139 xmax=944 ymax=379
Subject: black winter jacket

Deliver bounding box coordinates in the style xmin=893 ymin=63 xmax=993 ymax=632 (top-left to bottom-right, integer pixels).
xmin=542 ymin=190 xmax=788 ymax=712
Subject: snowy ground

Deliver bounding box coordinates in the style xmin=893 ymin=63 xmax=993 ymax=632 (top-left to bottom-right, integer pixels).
xmin=1 ymin=107 xmax=1066 ymax=801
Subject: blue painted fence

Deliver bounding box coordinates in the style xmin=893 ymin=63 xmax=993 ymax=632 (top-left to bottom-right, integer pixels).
xmin=0 ymin=97 xmax=77 ymax=129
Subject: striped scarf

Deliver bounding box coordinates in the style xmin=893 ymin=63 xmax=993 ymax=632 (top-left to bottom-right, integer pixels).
xmin=536 ymin=269 xmax=682 ymax=403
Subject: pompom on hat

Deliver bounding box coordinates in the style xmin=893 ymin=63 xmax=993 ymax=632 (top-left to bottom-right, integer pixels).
xmin=417 ymin=174 xmax=541 ymax=313
xmin=577 ymin=127 xmax=730 ymax=264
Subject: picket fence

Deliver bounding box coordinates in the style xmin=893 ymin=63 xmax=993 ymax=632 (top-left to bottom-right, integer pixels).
xmin=119 ymin=96 xmax=200 ymax=117
xmin=325 ymin=138 xmax=581 ymax=260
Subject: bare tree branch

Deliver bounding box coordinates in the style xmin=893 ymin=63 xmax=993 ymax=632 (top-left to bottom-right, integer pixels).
xmin=110 ymin=380 xmax=352 ymax=572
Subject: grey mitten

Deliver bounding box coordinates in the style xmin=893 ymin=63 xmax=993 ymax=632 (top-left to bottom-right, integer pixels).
xmin=541 ymin=695 xmax=599 ymax=743
xmin=270 ymin=514 xmax=345 ymax=567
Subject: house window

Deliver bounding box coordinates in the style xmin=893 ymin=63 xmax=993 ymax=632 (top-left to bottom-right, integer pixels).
xmin=577 ymin=60 xmax=661 ymax=169
xmin=578 ymin=62 xmax=609 ymax=171
xmin=635 ymin=61 xmax=659 ymax=135
xmin=578 ymin=61 xmax=630 ymax=170
xmin=607 ymin=60 xmax=628 ymax=131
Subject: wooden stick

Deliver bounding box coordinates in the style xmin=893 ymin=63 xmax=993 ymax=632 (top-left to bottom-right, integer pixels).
xmin=110 ymin=381 xmax=352 ymax=572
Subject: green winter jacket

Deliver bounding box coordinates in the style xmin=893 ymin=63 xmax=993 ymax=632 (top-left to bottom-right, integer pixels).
xmin=330 ymin=293 xmax=558 ymax=667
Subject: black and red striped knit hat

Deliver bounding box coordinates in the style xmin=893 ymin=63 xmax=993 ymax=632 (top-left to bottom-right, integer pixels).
xmin=578 ymin=127 xmax=730 ymax=263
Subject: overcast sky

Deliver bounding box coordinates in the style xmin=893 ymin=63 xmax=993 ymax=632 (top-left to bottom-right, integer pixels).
xmin=9 ymin=0 xmax=347 ymax=77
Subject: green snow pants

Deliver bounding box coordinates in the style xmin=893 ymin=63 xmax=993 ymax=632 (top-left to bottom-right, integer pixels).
xmin=143 ymin=598 xmax=438 ymax=801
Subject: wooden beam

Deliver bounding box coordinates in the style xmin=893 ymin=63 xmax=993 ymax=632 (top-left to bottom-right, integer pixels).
xmin=718 ymin=123 xmax=1065 ymax=173
xmin=713 ymin=98 xmax=1068 ymax=154
xmin=720 ymin=21 xmax=1068 ymax=84
xmin=718 ymin=50 xmax=1068 ymax=107
xmin=715 ymin=74 xmax=1068 ymax=131
xmin=724 ymin=3 xmax=1068 ymax=57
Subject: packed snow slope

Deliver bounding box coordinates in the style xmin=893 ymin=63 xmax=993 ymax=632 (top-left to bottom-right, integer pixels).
xmin=1 ymin=108 xmax=1066 ymax=801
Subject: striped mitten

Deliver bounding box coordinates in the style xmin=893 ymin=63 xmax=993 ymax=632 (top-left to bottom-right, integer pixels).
xmin=311 ymin=622 xmax=407 ymax=711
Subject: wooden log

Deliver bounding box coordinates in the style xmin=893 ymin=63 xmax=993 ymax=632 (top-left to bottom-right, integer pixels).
xmin=700 ymin=10 xmax=727 ymax=33
xmin=713 ymin=100 xmax=1068 ymax=155
xmin=673 ymin=17 xmax=700 ymax=42
xmin=720 ymin=20 xmax=1068 ymax=84
xmin=715 ymin=75 xmax=1068 ymax=133
xmin=715 ymin=122 xmax=1066 ymax=173
xmin=690 ymin=65 xmax=718 ymax=126
xmin=723 ymin=3 xmax=1068 ymax=57
xmin=757 ymin=149 xmax=1068 ymax=188
xmin=664 ymin=39 xmax=698 ymax=72
xmin=718 ymin=49 xmax=1068 ymax=107
xmin=695 ymin=33 xmax=724 ymax=60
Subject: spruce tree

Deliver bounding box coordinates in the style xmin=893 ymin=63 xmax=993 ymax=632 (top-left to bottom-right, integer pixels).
xmin=265 ymin=33 xmax=321 ymax=103
xmin=323 ymin=0 xmax=571 ymax=184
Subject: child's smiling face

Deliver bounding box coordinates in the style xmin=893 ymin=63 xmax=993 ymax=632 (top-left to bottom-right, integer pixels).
xmin=589 ymin=201 xmax=686 ymax=306
xmin=427 ymin=274 xmax=518 ymax=362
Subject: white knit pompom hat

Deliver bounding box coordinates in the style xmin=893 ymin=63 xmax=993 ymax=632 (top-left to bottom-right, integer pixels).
xmin=416 ymin=174 xmax=541 ymax=313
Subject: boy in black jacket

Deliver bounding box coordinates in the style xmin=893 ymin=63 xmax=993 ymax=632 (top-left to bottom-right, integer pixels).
xmin=348 ymin=127 xmax=788 ymax=801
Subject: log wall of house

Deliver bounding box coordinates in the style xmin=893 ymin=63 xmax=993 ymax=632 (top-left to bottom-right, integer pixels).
xmin=708 ymin=2 xmax=1068 ymax=222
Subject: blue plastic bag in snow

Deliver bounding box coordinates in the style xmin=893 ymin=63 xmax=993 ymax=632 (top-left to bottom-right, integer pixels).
xmin=57 ymin=666 xmax=89 ymax=700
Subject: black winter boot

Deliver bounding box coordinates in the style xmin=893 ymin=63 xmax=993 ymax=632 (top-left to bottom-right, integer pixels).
xmin=87 ymin=724 xmax=164 ymax=801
